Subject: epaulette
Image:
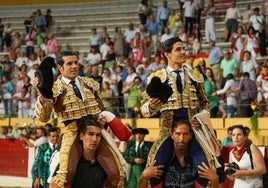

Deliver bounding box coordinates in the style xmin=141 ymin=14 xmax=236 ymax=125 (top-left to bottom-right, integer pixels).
xmin=52 ymin=79 xmax=64 ymax=98
xmin=80 ymin=76 xmax=100 ymax=91
xmin=148 ymin=69 xmax=167 ymax=83
xmin=188 ymin=68 xmax=204 ymax=83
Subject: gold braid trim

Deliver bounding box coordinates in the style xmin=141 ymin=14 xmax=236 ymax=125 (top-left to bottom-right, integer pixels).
xmin=102 ymin=139 xmax=126 ymax=188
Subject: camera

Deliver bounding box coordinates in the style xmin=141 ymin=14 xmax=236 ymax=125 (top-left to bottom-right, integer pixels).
xmin=225 ymin=162 xmax=239 ymax=175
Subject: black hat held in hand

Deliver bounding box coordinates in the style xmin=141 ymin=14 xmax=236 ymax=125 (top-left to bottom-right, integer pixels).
xmin=36 ymin=56 xmax=56 ymax=99
xmin=146 ymin=76 xmax=173 ymax=103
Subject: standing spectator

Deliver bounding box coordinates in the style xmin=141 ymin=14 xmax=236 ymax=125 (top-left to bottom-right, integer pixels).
xmin=99 ymin=26 xmax=109 ymax=46
xmin=220 ymin=50 xmax=239 ymax=87
xmin=191 ymin=26 xmax=202 ymax=54
xmin=230 ymin=26 xmax=246 ymax=64
xmin=204 ymin=68 xmax=219 ymax=118
xmin=178 ymin=0 xmax=185 ymax=23
xmin=241 ymin=4 xmax=253 ymax=32
xmin=243 ymin=26 xmax=260 ymax=61
xmin=183 ymin=0 xmax=198 ymax=35
xmin=195 ymin=0 xmax=204 ymax=27
xmin=47 ymin=32 xmax=58 ymax=58
xmin=35 ymin=9 xmax=46 ymax=31
xmin=100 ymin=37 xmax=111 ymax=64
xmin=213 ymin=73 xmax=238 ymax=117
xmin=241 ymin=51 xmax=258 ymax=81
xmin=45 ymin=9 xmax=54 ymax=34
xmin=208 ymin=40 xmax=223 ymax=90
xmin=168 ymin=9 xmax=179 ymax=36
xmin=24 ymin=13 xmax=36 ymax=34
xmin=124 ymin=128 xmax=152 ymax=188
xmin=88 ymin=28 xmax=100 ymax=51
xmin=143 ymin=35 xmax=154 ymax=60
xmin=131 ymin=32 xmax=144 ymax=64
xmin=249 ymin=7 xmax=266 ymax=56
xmin=13 ymin=87 xmax=31 ymax=117
xmin=122 ymin=76 xmax=144 ymax=118
xmin=15 ymin=64 xmax=27 ymax=95
xmin=204 ymin=0 xmax=216 ymax=43
xmin=222 ymin=126 xmax=234 ymax=147
xmin=0 ymin=19 xmax=4 ymax=52
xmin=138 ymin=0 xmax=149 ymax=25
xmin=11 ymin=32 xmax=22 ymax=56
xmin=224 ymin=1 xmax=241 ymax=42
xmin=25 ymin=27 xmax=36 ymax=58
xmin=124 ymin=23 xmax=138 ymax=58
xmin=256 ymin=65 xmax=268 ymax=115
xmin=145 ymin=15 xmax=159 ymax=54
xmin=102 ymin=68 xmax=117 ymax=98
xmin=101 ymin=81 xmax=115 ymax=112
xmin=232 ymin=72 xmax=257 ymax=117
xmin=156 ymin=0 xmax=170 ymax=35
xmin=1 ymin=75 xmax=14 ymax=117
xmin=114 ymin=26 xmax=125 ymax=64
xmin=3 ymin=23 xmax=12 ymax=52
xmin=33 ymin=127 xmax=59 ymax=188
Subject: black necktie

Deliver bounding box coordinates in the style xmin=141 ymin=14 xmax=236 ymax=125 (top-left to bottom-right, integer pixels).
xmin=174 ymin=71 xmax=183 ymax=93
xmin=70 ymin=80 xmax=82 ymax=100
xmin=136 ymin=142 xmax=141 ymax=157
xmin=52 ymin=144 xmax=56 ymax=152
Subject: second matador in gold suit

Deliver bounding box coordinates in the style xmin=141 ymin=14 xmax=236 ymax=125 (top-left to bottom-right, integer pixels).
xmin=34 ymin=52 xmax=131 ymax=188
xmin=140 ymin=37 xmax=223 ymax=187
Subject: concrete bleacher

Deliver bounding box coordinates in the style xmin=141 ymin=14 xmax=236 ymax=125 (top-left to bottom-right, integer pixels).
xmin=0 ymin=0 xmax=266 ymax=62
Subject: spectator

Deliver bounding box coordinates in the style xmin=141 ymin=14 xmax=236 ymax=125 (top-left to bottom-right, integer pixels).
xmin=213 ymin=73 xmax=238 ymax=117
xmin=45 ymin=9 xmax=54 ymax=34
xmin=256 ymin=65 xmax=268 ymax=115
xmin=249 ymin=7 xmax=266 ymax=56
xmin=3 ymin=23 xmax=12 ymax=52
xmin=208 ymin=40 xmax=223 ymax=90
xmin=33 ymin=127 xmax=59 ymax=188
xmin=1 ymin=75 xmax=14 ymax=117
xmin=227 ymin=125 xmax=266 ymax=187
xmin=243 ymin=26 xmax=260 ymax=60
xmin=145 ymin=15 xmax=159 ymax=54
xmin=138 ymin=0 xmax=149 ymax=25
xmin=88 ymin=28 xmax=100 ymax=51
xmin=47 ymin=32 xmax=59 ymax=58
xmin=230 ymin=26 xmax=246 ymax=64
xmin=99 ymin=26 xmax=109 ymax=46
xmin=122 ymin=76 xmax=143 ymax=118
xmin=160 ymin=27 xmax=174 ymax=43
xmin=124 ymin=23 xmax=138 ymax=58
xmin=157 ymin=0 xmax=170 ymax=35
xmin=222 ymin=126 xmax=234 ymax=147
xmin=114 ymin=26 xmax=125 ymax=64
xmin=224 ymin=1 xmax=241 ymax=42
xmin=123 ymin=128 xmax=152 ymax=188
xmin=204 ymin=0 xmax=216 ymax=43
xmin=0 ymin=19 xmax=4 ymax=52
xmin=25 ymin=27 xmax=36 ymax=58
xmin=86 ymin=46 xmax=101 ymax=67
xmin=241 ymin=51 xmax=258 ymax=81
xmin=232 ymin=72 xmax=257 ymax=117
xmin=204 ymin=68 xmax=219 ymax=118
xmin=13 ymin=87 xmax=31 ymax=118
xmin=220 ymin=50 xmax=239 ymax=87
xmin=183 ymin=0 xmax=197 ymax=35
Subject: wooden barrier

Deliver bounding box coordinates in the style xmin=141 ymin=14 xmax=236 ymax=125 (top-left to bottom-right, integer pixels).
xmin=1 ymin=117 xmax=268 ymax=146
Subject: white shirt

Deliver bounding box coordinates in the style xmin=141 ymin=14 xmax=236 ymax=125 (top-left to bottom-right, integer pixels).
xmin=86 ymin=53 xmax=101 ymax=66
xmin=61 ymin=76 xmax=85 ymax=100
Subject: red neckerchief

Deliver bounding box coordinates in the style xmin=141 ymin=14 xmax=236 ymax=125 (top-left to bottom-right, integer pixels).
xmin=232 ymin=142 xmax=247 ymax=161
xmin=261 ymin=73 xmax=268 ymax=81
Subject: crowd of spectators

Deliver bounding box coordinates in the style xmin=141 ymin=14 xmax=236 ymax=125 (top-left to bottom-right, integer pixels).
xmin=0 ymin=0 xmax=267 ymax=119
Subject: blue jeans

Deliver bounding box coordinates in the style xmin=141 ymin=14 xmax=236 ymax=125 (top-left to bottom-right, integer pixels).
xmin=3 ymin=99 xmax=12 ymax=117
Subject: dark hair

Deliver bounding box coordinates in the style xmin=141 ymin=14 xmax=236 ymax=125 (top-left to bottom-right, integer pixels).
xmin=134 ymin=76 xmax=142 ymax=83
xmin=232 ymin=125 xmax=247 ymax=136
xmin=80 ymin=119 xmax=101 ymax=134
xmin=226 ymin=73 xmax=234 ymax=80
xmin=171 ymin=119 xmax=192 ymax=133
xmin=56 ymin=50 xmax=77 ymax=66
xmin=242 ymin=72 xmax=250 ymax=78
xmin=47 ymin=127 xmax=58 ymax=136
xmin=161 ymin=37 xmax=183 ymax=63
xmin=36 ymin=126 xmax=47 ymax=137
xmin=227 ymin=126 xmax=234 ymax=132
xmin=243 ymin=50 xmax=251 ymax=57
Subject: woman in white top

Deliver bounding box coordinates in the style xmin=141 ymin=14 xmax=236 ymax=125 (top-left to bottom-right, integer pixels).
xmin=227 ymin=125 xmax=266 ymax=188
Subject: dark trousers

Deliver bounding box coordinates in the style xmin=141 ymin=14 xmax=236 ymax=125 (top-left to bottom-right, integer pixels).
xmin=184 ymin=17 xmax=195 ymax=35
xmin=239 ymin=99 xmax=253 ymax=117
xmin=225 ymin=19 xmax=238 ymax=42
